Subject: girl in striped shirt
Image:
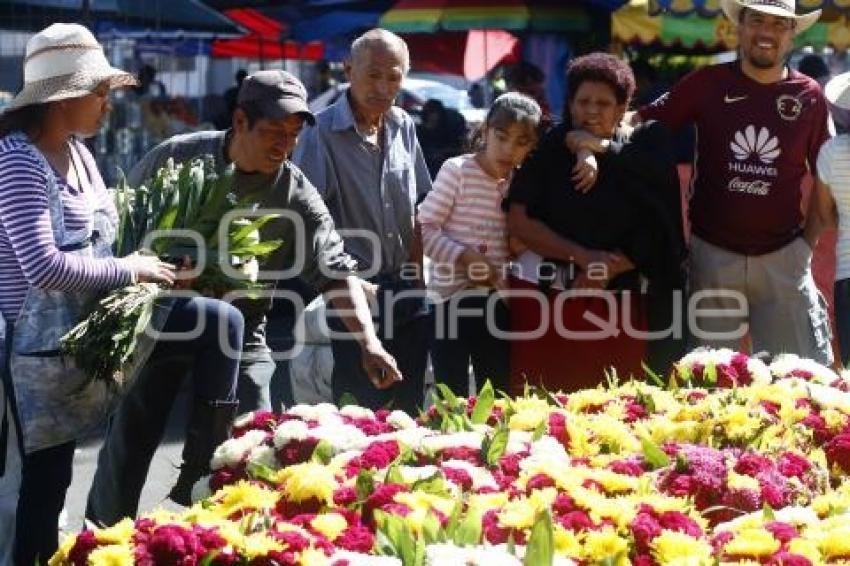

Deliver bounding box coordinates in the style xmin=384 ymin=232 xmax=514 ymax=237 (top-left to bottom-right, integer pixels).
xmin=418 ymin=93 xmax=540 ymax=396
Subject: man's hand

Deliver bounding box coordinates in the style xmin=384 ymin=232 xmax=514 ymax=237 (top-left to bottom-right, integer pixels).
xmin=572 ymin=149 xmax=599 ymax=193
xmin=361 ymin=339 xmax=402 ymax=389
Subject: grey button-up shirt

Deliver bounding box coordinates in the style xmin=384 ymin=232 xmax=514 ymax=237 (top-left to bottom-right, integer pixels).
xmin=293 ymin=91 xmax=432 ymax=276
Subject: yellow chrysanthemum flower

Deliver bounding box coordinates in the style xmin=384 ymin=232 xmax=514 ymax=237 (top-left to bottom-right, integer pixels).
xmin=48 ymin=534 xmax=78 ymax=566
xmin=467 ymin=492 xmax=509 ymax=514
xmin=498 ymin=488 xmax=556 ymax=530
xmin=824 ymin=408 xmax=849 ymax=433
xmin=819 ymin=524 xmax=850 ymax=559
xmin=508 ymin=397 xmax=550 ymax=431
xmin=723 ymin=528 xmax=780 ymax=557
xmin=567 ymin=417 xmax=599 ymax=458
xmin=727 ymin=471 xmax=761 ymax=492
xmin=209 ymin=480 xmax=279 ymax=517
xmin=581 ymin=527 xmax=629 ymax=565
xmin=298 ymin=548 xmax=330 ymax=565
xmin=567 ymin=388 xmax=613 ymax=412
xmin=394 ymin=491 xmax=456 ymax=519
xmin=650 ymin=530 xmax=713 ymax=565
xmin=553 ymin=525 xmax=582 ymax=558
xmin=719 ymin=406 xmax=762 ymax=442
xmin=87 ymin=544 xmax=135 ymax=566
xmin=788 ymin=538 xmax=822 ymax=563
xmin=94 ymin=518 xmax=136 ymax=545
xmin=279 ymin=462 xmax=337 ymax=505
xmin=311 ymin=513 xmax=349 ymax=541
xmin=240 ymin=533 xmax=285 ymax=559
xmin=586 ymin=469 xmax=640 ymax=495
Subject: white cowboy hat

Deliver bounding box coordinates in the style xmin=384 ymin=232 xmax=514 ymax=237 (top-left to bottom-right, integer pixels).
xmin=825 ymin=71 xmax=850 ymax=128
xmin=4 ymin=23 xmax=136 ymax=113
xmin=719 ymin=0 xmax=820 ymax=35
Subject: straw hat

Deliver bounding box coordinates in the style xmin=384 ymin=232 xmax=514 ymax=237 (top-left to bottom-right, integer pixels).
xmin=825 ymin=71 xmax=850 ymax=128
xmin=4 ymin=23 xmax=136 ymax=113
xmin=719 ymin=0 xmax=820 ymax=35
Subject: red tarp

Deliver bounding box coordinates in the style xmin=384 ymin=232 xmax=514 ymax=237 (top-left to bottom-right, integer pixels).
xmin=212 ymin=8 xmax=324 ymax=61
xmin=404 ymin=30 xmax=519 ymax=80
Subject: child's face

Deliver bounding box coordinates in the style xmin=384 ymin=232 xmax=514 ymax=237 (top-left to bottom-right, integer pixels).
xmin=483 ymin=122 xmax=536 ymax=179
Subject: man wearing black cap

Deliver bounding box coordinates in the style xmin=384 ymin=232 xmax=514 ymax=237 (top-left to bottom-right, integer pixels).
xmin=86 ymin=70 xmax=401 ymax=523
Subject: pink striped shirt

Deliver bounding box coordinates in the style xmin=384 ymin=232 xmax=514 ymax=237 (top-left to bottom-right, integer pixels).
xmin=417 ymin=154 xmax=510 ymax=301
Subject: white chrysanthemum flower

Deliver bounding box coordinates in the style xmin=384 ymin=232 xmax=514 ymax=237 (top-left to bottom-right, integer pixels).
xmin=770 ymin=353 xmax=838 ymax=384
xmin=420 ymin=431 xmax=484 ymax=452
xmin=339 ymin=404 xmax=376 ymax=420
xmin=210 ymin=429 xmax=267 ymax=470
xmin=233 ymin=411 xmax=257 ymax=430
xmin=310 ymin=423 xmax=369 ymax=453
xmin=287 ymin=402 xmax=339 ymax=421
xmin=747 ymin=357 xmax=772 ymax=384
xmin=189 ymin=475 xmax=213 ymax=504
xmin=315 ymin=411 xmax=345 ymax=428
xmin=272 ymin=419 xmax=310 ymax=448
xmin=247 ymin=445 xmax=278 ymax=469
xmin=387 ymin=410 xmax=417 ymax=430
xmin=506 ymin=430 xmax=533 ymax=455
xmin=424 ymin=544 xmax=523 ymax=565
xmin=397 ymin=465 xmax=439 ymax=484
xmin=806 ymin=383 xmax=850 ymax=413
xmin=714 ymin=506 xmax=820 ymax=533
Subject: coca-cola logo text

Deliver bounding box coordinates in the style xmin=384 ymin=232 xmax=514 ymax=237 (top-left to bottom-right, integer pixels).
xmin=727 ymin=177 xmax=770 ymax=195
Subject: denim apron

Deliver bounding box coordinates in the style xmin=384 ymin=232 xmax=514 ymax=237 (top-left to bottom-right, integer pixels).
xmin=0 ymin=136 xmax=166 ymax=456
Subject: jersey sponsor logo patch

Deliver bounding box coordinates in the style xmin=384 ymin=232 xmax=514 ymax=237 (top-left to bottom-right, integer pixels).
xmin=777 ymin=94 xmax=802 ymax=121
xmin=724 ymin=94 xmax=748 ymax=103
xmin=730 ymin=125 xmax=781 ymax=164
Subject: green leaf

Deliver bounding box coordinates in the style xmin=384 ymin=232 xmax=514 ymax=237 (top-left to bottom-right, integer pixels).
xmin=421 ymin=513 xmax=442 ymax=545
xmin=532 ymin=417 xmax=547 ymax=442
xmin=246 ymin=461 xmax=277 ymax=484
xmin=356 ymin=470 xmax=375 ymax=500
xmin=435 ymin=383 xmax=460 ymax=410
xmin=485 ymin=426 xmax=510 ymax=467
xmin=339 ymin=392 xmax=359 ymax=408
xmin=762 ymin=502 xmax=776 ymax=521
xmin=228 ymin=240 xmax=283 ymax=258
xmin=524 ymin=509 xmax=554 ymax=566
xmin=311 ymin=440 xmax=334 ymax=465
xmin=228 ymin=214 xmax=281 ymax=246
xmin=470 ymin=380 xmax=495 ymax=425
xmin=640 ymin=436 xmax=670 ymax=470
xmin=642 ymin=362 xmax=665 ymax=388
xmin=385 ymin=463 xmax=404 ymax=485
xmin=704 ymin=363 xmax=718 ymax=385
xmin=411 ymin=472 xmax=447 ymax=496
xmin=453 ymin=510 xmax=482 ymax=547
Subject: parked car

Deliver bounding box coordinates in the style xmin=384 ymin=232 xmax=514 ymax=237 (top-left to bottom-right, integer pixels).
xmin=308 ymin=77 xmax=486 ymax=128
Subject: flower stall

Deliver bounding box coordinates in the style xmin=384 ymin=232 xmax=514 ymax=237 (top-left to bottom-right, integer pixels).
xmin=51 ymin=349 xmax=850 ymax=565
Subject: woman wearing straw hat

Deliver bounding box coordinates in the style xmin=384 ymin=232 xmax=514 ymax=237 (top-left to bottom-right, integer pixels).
xmin=0 ymin=24 xmax=244 ymax=563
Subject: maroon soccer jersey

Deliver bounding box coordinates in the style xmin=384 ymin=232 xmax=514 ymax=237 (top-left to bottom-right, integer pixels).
xmin=640 ymin=62 xmax=829 ymax=255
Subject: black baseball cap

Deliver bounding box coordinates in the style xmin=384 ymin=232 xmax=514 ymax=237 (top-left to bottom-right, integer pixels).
xmin=237 ymin=70 xmax=315 ymax=125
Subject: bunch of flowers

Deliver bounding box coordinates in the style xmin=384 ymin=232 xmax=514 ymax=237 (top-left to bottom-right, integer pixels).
xmin=52 ymin=351 xmax=850 ymax=565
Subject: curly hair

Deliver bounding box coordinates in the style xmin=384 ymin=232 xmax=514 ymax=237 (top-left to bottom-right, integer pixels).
xmin=566 ymin=52 xmax=636 ymax=105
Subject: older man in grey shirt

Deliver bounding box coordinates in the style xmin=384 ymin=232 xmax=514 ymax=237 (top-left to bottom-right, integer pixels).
xmin=293 ymin=28 xmax=432 ymax=413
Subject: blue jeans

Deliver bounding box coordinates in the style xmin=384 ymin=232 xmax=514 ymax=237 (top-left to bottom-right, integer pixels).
xmin=85 ymin=296 xmax=243 ymax=525
xmin=328 ymin=277 xmax=431 ymax=414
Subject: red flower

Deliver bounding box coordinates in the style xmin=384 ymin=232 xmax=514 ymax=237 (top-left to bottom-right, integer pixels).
xmin=363 ymin=483 xmax=408 ymax=527
xmin=630 ymin=512 xmax=662 ymax=554
xmin=766 ymin=553 xmax=812 ymax=566
xmin=334 ymin=525 xmax=375 ymax=553
xmin=526 ymin=473 xmax=556 ymax=492
xmin=624 ymin=402 xmax=648 ymax=423
xmin=802 ymin=412 xmax=832 ymax=444
xmin=276 ymin=438 xmax=320 ymax=467
xmin=632 ymin=556 xmax=655 ymax=566
xmin=232 ymin=411 xmax=278 ymax=438
xmin=552 ymin=493 xmax=577 ymax=516
xmin=333 ymin=486 xmax=358 ymax=507
xmin=777 ymin=452 xmax=811 ymax=479
xmin=345 ymin=441 xmax=400 ymax=477
xmin=558 ymin=510 xmax=594 ymax=532
xmin=716 ymin=363 xmax=740 ymax=388
xmin=658 ymin=511 xmax=703 ymax=538
xmin=734 ymin=453 xmax=774 ymax=477
xmin=68 ymin=530 xmax=99 ymax=566
xmin=143 ymin=524 xmax=205 ymax=565
xmin=440 ymin=446 xmax=482 ymax=465
xmin=498 ymin=452 xmax=525 ymax=478
xmin=548 ymin=413 xmax=569 ymax=447
xmin=609 ymin=459 xmax=645 ymax=477
xmin=731 ymin=353 xmax=753 ymax=385
xmin=826 ymin=433 xmax=850 ymax=474
xmin=209 ymin=464 xmax=247 ymax=492
xmin=482 ymin=509 xmax=515 ymax=545
xmin=764 ymin=521 xmax=799 ymax=544
xmin=442 ymin=466 xmax=474 ymax=491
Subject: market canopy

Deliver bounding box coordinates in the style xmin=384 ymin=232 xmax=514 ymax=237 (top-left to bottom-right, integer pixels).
xmin=379 ymin=0 xmax=594 ymax=33
xmin=613 ymin=0 xmax=850 ymax=49
xmin=0 ymin=0 xmax=239 ymax=32
xmin=210 ymin=7 xmax=324 ymax=60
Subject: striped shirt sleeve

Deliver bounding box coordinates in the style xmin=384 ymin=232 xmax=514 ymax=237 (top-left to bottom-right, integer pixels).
xmin=417 ymin=158 xmax=466 ymax=265
xmin=0 ymin=148 xmax=131 ymax=293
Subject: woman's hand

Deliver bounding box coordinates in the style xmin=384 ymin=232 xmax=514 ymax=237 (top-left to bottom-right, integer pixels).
xmin=566 ymin=130 xmax=610 ymax=154
xmin=120 ymin=253 xmax=176 ymax=285
xmin=572 ymin=149 xmax=599 ymax=193
xmin=573 ymin=249 xmax=633 ymax=289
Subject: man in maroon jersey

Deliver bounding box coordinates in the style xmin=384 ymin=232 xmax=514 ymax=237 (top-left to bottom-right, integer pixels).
xmin=635 ymin=0 xmax=833 ymax=363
